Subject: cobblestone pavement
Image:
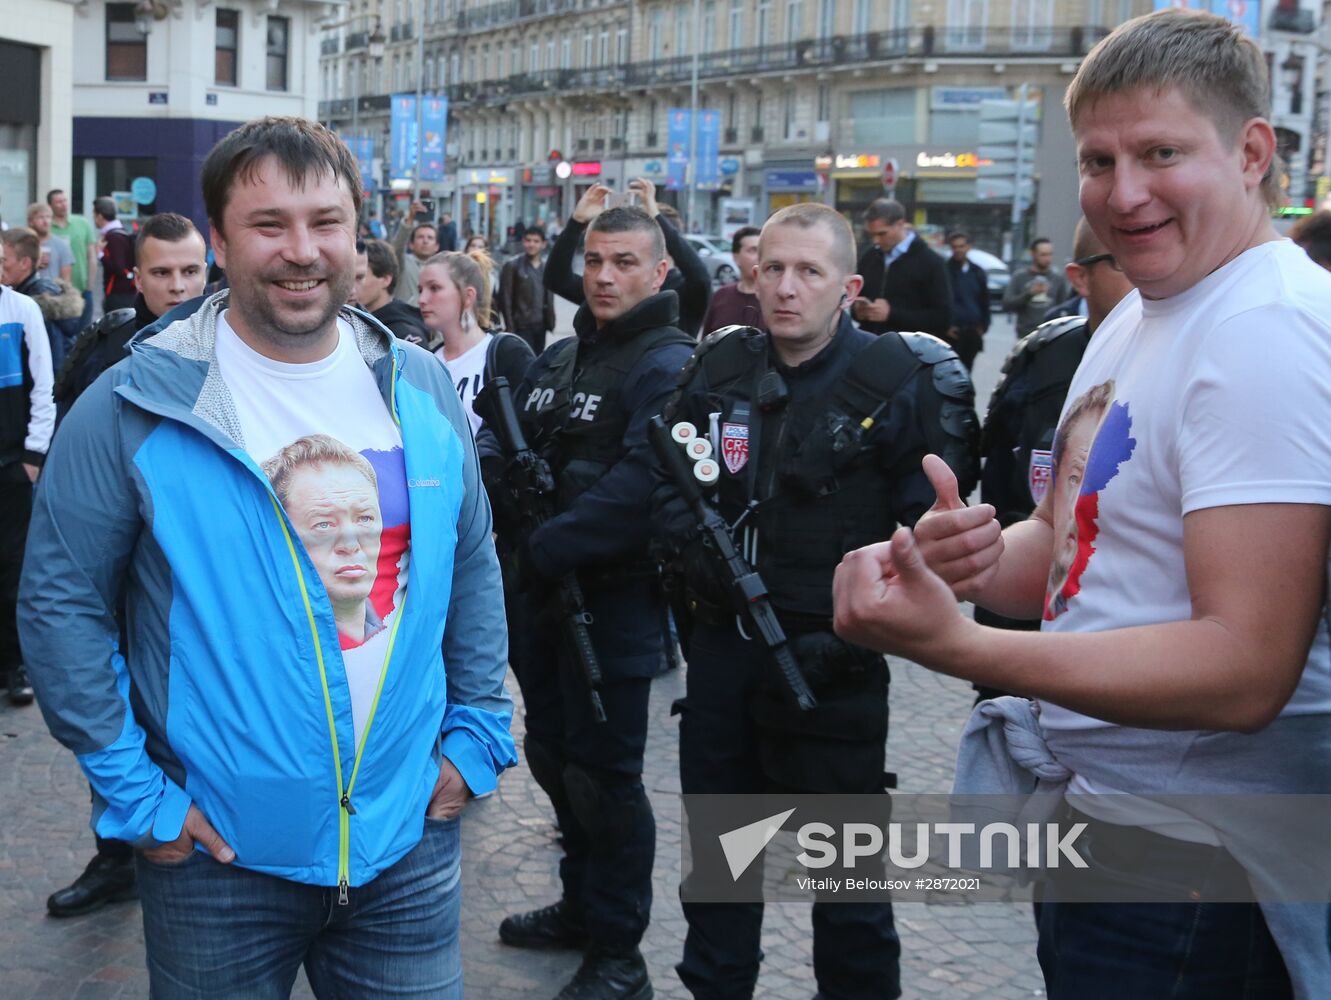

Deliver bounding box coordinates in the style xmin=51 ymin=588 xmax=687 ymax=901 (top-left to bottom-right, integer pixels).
xmin=0 ymin=314 xmax=1047 ymax=998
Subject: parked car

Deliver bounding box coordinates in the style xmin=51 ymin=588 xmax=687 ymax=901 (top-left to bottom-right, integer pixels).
xmin=932 ymin=244 xmax=1011 ymax=306
xmin=683 ymin=234 xmax=738 ymax=285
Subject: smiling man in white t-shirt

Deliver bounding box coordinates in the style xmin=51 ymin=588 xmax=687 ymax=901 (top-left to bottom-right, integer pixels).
xmin=833 ymin=10 xmax=1331 ymax=997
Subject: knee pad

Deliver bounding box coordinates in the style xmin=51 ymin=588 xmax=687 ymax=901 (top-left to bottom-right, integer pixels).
xmin=524 ymin=734 xmax=566 ymax=801
xmin=563 ymin=763 xmax=652 ymax=848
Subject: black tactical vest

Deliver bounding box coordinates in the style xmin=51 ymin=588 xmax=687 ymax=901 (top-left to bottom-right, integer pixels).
xmin=685 ymin=327 xmax=976 ymax=619
xmin=981 ymin=315 xmax=1090 ymax=524
xmin=521 ymin=325 xmax=693 ymax=509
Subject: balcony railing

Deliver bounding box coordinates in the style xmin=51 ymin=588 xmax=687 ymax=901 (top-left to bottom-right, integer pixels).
xmin=345 ymin=30 xmax=369 ymax=51
xmin=321 ymin=37 xmax=340 ymax=56
xmin=453 ymin=0 xmax=623 ymax=33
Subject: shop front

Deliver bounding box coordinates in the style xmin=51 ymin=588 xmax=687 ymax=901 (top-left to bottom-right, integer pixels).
xmin=520 ymin=163 xmax=563 ymax=230
xmin=762 ymin=163 xmax=821 ymax=218
xmin=458 ymin=166 xmax=515 ymax=251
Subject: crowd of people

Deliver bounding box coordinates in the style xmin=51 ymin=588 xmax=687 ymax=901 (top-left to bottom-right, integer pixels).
xmin=4 ymin=8 xmax=1331 ymax=1000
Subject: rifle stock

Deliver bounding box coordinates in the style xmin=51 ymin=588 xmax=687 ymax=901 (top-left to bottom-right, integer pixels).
xmin=649 ymin=415 xmax=816 ymax=711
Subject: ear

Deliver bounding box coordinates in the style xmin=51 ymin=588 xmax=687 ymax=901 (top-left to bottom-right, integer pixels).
xmin=652 ymin=257 xmax=669 ymax=292
xmin=1065 ymin=262 xmax=1089 ymax=298
xmin=844 ymin=273 xmax=864 ymax=302
xmin=133 ymin=267 xmax=143 ymax=294
xmin=463 ymin=284 xmax=478 ymax=311
xmin=1238 ymin=116 xmax=1277 ymax=193
xmin=209 ymin=221 xmax=227 ymax=270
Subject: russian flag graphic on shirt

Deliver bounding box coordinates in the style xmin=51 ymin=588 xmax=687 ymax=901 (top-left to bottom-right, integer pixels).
xmin=1044 ymin=381 xmax=1136 ymax=620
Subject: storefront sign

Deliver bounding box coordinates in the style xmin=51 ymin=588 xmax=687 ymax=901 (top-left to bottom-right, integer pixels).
xmin=915 ymin=151 xmax=993 ymax=170
xmin=720 ymin=158 xmax=740 ymax=176
xmin=130 ymin=176 xmax=157 ymax=205
xmin=931 ymin=87 xmax=1007 ymax=110
xmin=766 ymin=169 xmax=820 ymax=191
xmin=814 ymin=153 xmax=880 ymax=171
xmin=527 ymin=164 xmax=553 ymax=184
xmin=571 ymin=161 xmax=602 ymax=177
xmin=464 ymin=168 xmax=513 ymax=186
xmin=645 ymin=160 xmax=664 ymax=174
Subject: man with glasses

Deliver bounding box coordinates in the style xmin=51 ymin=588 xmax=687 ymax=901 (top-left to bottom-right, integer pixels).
xmin=970 ymin=218 xmax=1132 ymax=700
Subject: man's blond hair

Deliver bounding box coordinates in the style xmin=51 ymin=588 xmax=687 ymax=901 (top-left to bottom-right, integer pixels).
xmin=262 ymin=434 xmax=378 ymax=505
xmin=1065 ymin=9 xmax=1277 ymax=204
xmin=760 ymin=202 xmax=855 ymax=275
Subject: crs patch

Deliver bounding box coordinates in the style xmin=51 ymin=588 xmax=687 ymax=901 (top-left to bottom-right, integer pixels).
xmin=721 ymin=422 xmax=749 ymax=475
xmin=1028 ymin=449 xmax=1053 ymax=505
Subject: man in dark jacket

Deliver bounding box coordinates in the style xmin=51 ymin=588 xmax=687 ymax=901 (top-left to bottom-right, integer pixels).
xmin=494 ymin=206 xmax=694 ymax=1000
xmin=437 ymin=211 xmax=459 ymax=252
xmin=354 ymin=238 xmax=431 ymax=345
xmin=851 ymin=198 xmax=951 ymax=336
xmin=546 ymin=179 xmax=711 ymax=336
xmin=497 ymin=226 xmax=557 ymax=353
xmin=92 ymin=197 xmax=137 ymax=312
xmin=1 ymin=228 xmax=80 ymax=366
xmin=944 ymin=230 xmax=989 ymax=370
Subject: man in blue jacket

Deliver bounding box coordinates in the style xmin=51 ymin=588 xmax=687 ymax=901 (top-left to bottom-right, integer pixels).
xmin=19 ymin=116 xmax=516 ymax=998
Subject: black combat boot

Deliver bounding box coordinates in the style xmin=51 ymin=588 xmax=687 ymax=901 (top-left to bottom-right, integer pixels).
xmin=6 ymin=664 xmax=33 ymax=705
xmin=499 ymin=899 xmax=588 ymax=950
xmin=553 ymin=946 xmax=652 ymax=1000
xmin=46 ymin=853 xmax=138 ymax=918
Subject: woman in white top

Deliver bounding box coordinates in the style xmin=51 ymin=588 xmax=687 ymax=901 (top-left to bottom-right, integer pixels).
xmin=419 ymin=250 xmax=533 ymax=435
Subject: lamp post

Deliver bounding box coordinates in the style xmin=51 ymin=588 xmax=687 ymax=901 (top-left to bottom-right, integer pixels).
xmin=413 ymin=0 xmax=426 ymax=205
xmin=686 ymin=0 xmax=701 ymax=228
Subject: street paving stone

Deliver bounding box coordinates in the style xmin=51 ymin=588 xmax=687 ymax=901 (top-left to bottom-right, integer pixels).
xmin=0 ymin=313 xmax=1046 ymax=997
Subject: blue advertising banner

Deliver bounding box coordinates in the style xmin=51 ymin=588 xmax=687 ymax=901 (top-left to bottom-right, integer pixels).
xmin=420 ymin=96 xmax=448 ymax=182
xmin=390 ymin=94 xmax=417 ymax=180
xmin=696 ymin=109 xmax=721 ymax=189
xmin=667 ymin=108 xmax=691 ymax=192
xmin=1152 ymin=0 xmax=1259 ymax=35
xmin=353 ymin=137 xmax=375 ymax=192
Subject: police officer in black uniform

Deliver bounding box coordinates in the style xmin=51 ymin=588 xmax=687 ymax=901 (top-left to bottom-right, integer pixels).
xmin=495 ymin=206 xmax=694 ymax=1000
xmin=975 ymin=218 xmax=1133 ymax=699
xmin=653 ymin=203 xmax=979 ymax=1000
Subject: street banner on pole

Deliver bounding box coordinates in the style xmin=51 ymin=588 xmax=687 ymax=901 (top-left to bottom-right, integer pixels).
xmin=667 ymin=108 xmax=691 ymax=192
xmin=390 ymin=94 xmax=418 ymax=180
xmin=420 ymin=96 xmax=448 ymax=182
xmin=696 ymin=110 xmax=721 ymax=189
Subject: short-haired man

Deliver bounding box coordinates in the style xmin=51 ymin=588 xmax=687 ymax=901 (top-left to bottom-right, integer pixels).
xmin=44 ymin=211 xmax=209 ymax=919
xmin=1002 ymin=236 xmax=1072 ymax=337
xmin=1 ymin=227 xmax=82 ymax=365
xmin=497 ymin=225 xmax=557 ymax=354
xmin=943 ymin=230 xmax=989 ymax=370
xmin=701 ymin=225 xmax=764 ymax=334
xmin=47 ymin=189 xmax=98 ymax=329
xmin=353 ymin=237 xmax=431 ymax=345
xmin=437 ymin=210 xmax=458 ymax=252
xmin=0 ymin=238 xmax=54 ymax=706
xmin=833 ymin=11 xmax=1331 ymax=995
xmin=27 ymin=202 xmax=74 ymax=286
xmin=653 ymin=202 xmax=978 ymax=1000
xmin=92 ymin=196 xmax=137 ymax=312
xmin=21 ymin=116 xmax=515 ymax=995
xmin=851 ymin=198 xmax=952 ymax=336
xmin=496 ymin=206 xmax=695 ymax=999
xmin=54 ymin=213 xmax=206 ymax=428
xmin=1289 ymin=209 xmax=1331 ymax=271
xmin=391 ymin=210 xmax=440 ymax=308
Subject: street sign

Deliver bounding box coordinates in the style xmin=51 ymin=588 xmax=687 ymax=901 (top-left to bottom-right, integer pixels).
xmin=976 ymin=96 xmax=1039 ymax=205
xmin=882 ymin=157 xmax=899 ymax=190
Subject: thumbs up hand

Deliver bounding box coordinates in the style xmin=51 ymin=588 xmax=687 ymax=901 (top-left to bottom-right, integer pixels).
xmin=912 ymin=454 xmax=1003 ymax=600
xmin=833 ymin=526 xmax=973 ymax=663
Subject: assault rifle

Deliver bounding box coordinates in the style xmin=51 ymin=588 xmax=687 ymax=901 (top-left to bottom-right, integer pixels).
xmin=475 ymin=377 xmax=606 ymax=723
xmin=648 ymin=414 xmax=816 ymax=711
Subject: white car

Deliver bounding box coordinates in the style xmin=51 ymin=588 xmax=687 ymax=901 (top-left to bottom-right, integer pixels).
xmin=683 ymin=234 xmax=738 ymax=286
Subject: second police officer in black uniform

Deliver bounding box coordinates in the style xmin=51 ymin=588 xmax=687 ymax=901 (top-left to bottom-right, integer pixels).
xmin=652 ymin=203 xmax=980 ymax=1000
xmin=974 ymin=218 xmax=1133 ymax=699
xmin=494 ymin=205 xmax=695 ymax=1000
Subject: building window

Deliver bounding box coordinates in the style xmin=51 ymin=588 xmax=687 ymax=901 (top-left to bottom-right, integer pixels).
xmin=728 ymin=0 xmax=743 ymax=51
xmin=215 ymin=9 xmax=239 ymax=86
xmin=105 ymin=3 xmax=147 ymax=81
xmin=674 ymin=5 xmax=691 ymax=55
xmin=945 ymin=0 xmax=987 ymax=51
xmin=649 ymin=8 xmax=665 ymax=60
xmin=583 ymin=31 xmax=593 ymax=66
xmin=782 ymin=90 xmax=796 ymax=140
xmin=702 ymin=2 xmax=716 ymax=54
xmin=598 ymin=29 xmax=609 ymax=65
xmin=756 ymin=0 xmax=772 ymax=48
xmin=562 ymin=36 xmax=572 ymax=69
xmin=1012 ymin=0 xmax=1052 ymax=50
xmin=785 ymin=0 xmax=803 ymax=43
xmin=266 ymin=16 xmax=290 ymax=91
xmin=853 ymin=0 xmax=871 ymax=33
xmin=817 ymin=82 xmax=831 ymax=121
xmin=817 ymin=0 xmax=835 ymax=38
xmin=616 ymin=28 xmax=628 ymax=64
xmin=546 ymin=37 xmax=555 ymax=71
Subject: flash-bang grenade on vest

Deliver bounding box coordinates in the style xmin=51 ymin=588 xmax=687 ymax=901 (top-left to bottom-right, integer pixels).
xmin=474 ymin=376 xmax=607 ymax=723
xmin=650 ymin=414 xmax=816 ymax=711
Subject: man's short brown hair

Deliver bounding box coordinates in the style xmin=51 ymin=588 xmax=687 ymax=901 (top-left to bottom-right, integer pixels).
xmin=362 ymin=238 xmax=399 ymax=293
xmin=1065 ymin=9 xmax=1276 ymax=203
xmin=135 ymin=213 xmax=203 ymax=256
xmin=201 ymin=116 xmax=362 ymax=234
xmin=1 ymin=228 xmax=39 ymax=268
xmin=761 ymin=202 xmax=856 ymax=275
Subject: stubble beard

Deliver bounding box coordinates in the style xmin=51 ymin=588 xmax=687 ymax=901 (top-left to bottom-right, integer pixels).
xmin=231 ymin=269 xmax=355 ymax=349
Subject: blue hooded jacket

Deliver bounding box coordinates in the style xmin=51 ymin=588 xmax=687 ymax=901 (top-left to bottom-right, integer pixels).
xmin=19 ymin=292 xmax=516 ymax=891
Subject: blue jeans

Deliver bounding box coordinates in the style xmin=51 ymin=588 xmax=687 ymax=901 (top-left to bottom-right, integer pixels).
xmin=1036 ymin=811 xmax=1290 ymax=998
xmin=136 ymin=816 xmax=463 ymax=999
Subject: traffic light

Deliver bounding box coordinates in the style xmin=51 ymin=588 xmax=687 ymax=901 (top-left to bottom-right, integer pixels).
xmin=977 ymin=94 xmax=1040 ymax=206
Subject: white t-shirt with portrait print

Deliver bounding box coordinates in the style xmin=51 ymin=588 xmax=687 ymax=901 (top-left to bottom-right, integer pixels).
xmin=214 ymin=312 xmax=410 ymax=749
xmin=1035 ymin=239 xmax=1331 ymax=839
